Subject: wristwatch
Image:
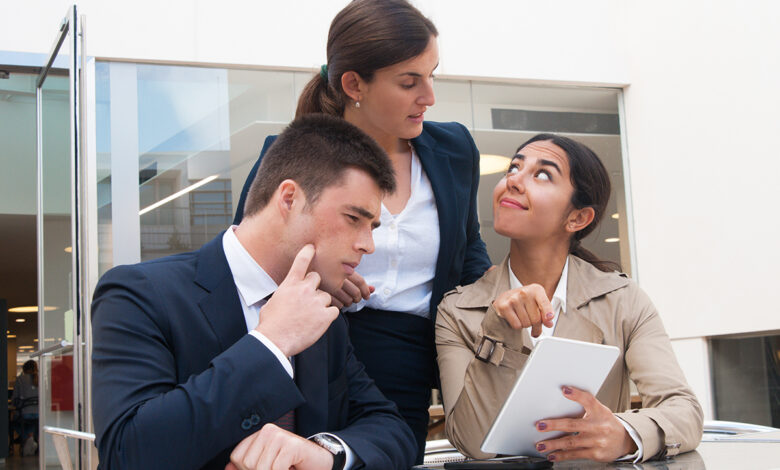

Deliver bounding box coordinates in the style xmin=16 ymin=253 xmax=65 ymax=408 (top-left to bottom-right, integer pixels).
xmin=311 ymin=433 xmax=346 ymax=470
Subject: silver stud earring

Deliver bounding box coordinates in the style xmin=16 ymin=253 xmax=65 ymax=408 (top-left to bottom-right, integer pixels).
xmin=355 ymin=101 xmax=361 ymax=109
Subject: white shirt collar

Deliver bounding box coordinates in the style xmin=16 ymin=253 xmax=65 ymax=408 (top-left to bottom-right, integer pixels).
xmin=507 ymin=257 xmax=569 ymax=317
xmin=222 ymin=226 xmax=277 ymax=307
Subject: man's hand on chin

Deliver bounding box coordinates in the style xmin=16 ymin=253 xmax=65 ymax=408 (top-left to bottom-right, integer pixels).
xmin=255 ymin=244 xmax=340 ymax=357
xmin=226 ymin=424 xmax=333 ymax=470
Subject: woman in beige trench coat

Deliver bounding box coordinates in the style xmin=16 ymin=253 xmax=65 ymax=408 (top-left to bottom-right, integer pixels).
xmin=436 ymin=134 xmax=703 ymax=463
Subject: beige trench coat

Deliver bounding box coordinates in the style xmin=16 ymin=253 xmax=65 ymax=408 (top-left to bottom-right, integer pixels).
xmin=435 ymin=255 xmax=703 ymax=461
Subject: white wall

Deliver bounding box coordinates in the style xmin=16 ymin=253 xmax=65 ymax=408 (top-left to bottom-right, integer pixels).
xmin=618 ymin=0 xmax=780 ymax=339
xmin=1 ymin=0 xmax=627 ymax=84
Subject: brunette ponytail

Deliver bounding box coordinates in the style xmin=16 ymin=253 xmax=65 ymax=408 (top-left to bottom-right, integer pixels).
xmin=517 ymin=134 xmax=621 ymax=273
xmin=295 ymin=0 xmax=437 ymax=118
xmin=296 ymin=72 xmax=344 ymax=117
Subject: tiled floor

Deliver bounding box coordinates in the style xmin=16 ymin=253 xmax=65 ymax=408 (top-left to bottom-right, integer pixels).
xmin=0 ymin=453 xmax=39 ymax=469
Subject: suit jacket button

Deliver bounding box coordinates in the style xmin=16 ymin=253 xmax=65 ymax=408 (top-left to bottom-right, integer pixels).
xmin=241 ymin=418 xmax=252 ymax=430
xmin=250 ymin=414 xmax=260 ymax=426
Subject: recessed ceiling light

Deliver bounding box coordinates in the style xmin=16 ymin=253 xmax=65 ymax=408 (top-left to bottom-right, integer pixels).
xmin=7 ymin=334 xmax=16 ymax=338
xmin=33 ymin=339 xmax=38 ymax=342
xmin=8 ymin=305 xmax=57 ymax=313
xmin=480 ymin=155 xmax=512 ymax=176
xmin=64 ymin=246 xmax=72 ymax=253
xmin=605 ymin=237 xmax=620 ymax=243
xmin=15 ymin=318 xmax=25 ymax=323
xmin=611 ymin=213 xmax=619 ymax=219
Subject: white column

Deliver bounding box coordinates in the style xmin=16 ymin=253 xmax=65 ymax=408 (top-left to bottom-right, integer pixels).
xmin=108 ymin=62 xmax=141 ymax=265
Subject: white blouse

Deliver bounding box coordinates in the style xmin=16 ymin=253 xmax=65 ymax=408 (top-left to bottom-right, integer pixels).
xmin=345 ymin=146 xmax=440 ymax=318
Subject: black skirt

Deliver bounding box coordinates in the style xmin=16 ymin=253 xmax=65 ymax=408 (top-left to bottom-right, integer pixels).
xmin=345 ymin=308 xmax=435 ymax=465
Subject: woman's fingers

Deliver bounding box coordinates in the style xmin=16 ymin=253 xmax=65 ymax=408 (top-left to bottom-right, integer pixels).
xmin=492 ymin=284 xmax=554 ymax=334
xmin=534 ymin=386 xmax=637 ymax=462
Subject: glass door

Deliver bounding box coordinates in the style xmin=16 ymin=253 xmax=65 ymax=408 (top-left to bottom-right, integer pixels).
xmin=34 ymin=6 xmax=93 ymax=470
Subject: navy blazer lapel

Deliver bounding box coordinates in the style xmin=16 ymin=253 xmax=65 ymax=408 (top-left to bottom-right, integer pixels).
xmin=195 ymin=233 xmax=247 ymax=351
xmin=292 ymin=333 xmax=328 ymax=436
xmin=413 ymin=128 xmax=454 ymax=310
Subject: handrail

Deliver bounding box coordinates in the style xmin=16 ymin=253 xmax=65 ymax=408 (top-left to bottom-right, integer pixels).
xmin=37 ymin=16 xmax=69 ymax=88
xmin=43 ymin=426 xmax=95 ymax=442
xmin=30 ymin=340 xmax=73 ymax=358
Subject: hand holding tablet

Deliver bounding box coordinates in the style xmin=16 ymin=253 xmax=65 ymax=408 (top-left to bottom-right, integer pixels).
xmin=480 ymin=337 xmax=620 ymax=458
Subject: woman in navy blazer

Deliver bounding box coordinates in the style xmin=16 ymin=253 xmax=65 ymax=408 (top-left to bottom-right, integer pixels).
xmin=233 ymin=0 xmax=491 ymax=462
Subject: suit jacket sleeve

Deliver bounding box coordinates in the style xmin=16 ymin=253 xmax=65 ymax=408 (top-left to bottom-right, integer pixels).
xmin=457 ymin=123 xmax=492 ymax=285
xmin=615 ymin=286 xmax=703 ymax=461
xmin=91 ymin=264 xmax=305 ymax=469
xmin=328 ymin=316 xmax=418 ymax=469
xmin=232 ymin=135 xmax=277 ymax=225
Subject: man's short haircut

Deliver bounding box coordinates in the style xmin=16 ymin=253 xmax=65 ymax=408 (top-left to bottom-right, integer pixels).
xmin=243 ymin=113 xmax=396 ymax=217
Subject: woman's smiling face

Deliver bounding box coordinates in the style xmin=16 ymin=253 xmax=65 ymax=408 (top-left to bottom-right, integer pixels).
xmin=492 ymin=140 xmax=577 ymax=242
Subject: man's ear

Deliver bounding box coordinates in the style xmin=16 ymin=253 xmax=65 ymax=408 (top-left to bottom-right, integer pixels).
xmin=275 ymin=179 xmax=302 ymax=219
xmin=565 ymin=206 xmax=595 ymax=234
xmin=341 ymin=71 xmax=365 ymax=103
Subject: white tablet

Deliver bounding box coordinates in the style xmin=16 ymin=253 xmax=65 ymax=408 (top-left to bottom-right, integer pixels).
xmin=480 ymin=336 xmax=620 ymax=457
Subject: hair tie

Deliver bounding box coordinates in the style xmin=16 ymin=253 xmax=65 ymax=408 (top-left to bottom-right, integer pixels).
xmin=319 ymin=64 xmax=329 ymax=83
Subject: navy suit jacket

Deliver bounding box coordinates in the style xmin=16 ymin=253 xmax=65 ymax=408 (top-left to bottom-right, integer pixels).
xmin=233 ymin=121 xmax=492 ymax=318
xmin=91 ymin=234 xmax=417 ymax=470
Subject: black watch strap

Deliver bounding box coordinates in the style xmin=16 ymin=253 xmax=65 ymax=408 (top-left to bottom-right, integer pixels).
xmin=330 ymin=450 xmax=346 ymax=470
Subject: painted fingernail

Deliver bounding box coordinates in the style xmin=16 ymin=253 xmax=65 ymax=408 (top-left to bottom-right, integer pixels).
xmin=546 ymin=312 xmax=554 ymax=320
xmin=548 ymin=454 xmax=557 ymax=461
xmin=537 ymin=422 xmax=547 ymax=430
xmin=563 ymin=386 xmax=573 ymax=395
xmin=536 ymin=443 xmax=546 ymax=451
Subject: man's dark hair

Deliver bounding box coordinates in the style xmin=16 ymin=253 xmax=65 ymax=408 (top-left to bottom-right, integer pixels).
xmin=243 ymin=113 xmax=396 ymax=216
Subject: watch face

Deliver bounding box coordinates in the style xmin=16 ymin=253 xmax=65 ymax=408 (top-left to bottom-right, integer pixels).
xmin=314 ymin=434 xmax=345 ymax=455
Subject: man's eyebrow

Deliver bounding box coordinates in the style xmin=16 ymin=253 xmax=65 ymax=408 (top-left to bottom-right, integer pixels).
xmin=512 ymin=153 xmax=562 ymax=175
xmin=347 ymin=205 xmax=381 ymax=228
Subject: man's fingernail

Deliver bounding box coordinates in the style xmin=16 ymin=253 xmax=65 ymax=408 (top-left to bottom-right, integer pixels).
xmin=563 ymin=386 xmax=573 ymax=395
xmin=548 ymin=454 xmax=557 ymax=461
xmin=537 ymin=422 xmax=547 ymax=430
xmin=536 ymin=443 xmax=546 ymax=451
xmin=546 ymin=312 xmax=554 ymax=320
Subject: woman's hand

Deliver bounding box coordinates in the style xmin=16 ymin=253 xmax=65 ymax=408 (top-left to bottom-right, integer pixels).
xmin=491 ymin=284 xmax=554 ymax=337
xmin=329 ymin=272 xmax=373 ymax=309
xmin=534 ymin=386 xmax=637 ymax=462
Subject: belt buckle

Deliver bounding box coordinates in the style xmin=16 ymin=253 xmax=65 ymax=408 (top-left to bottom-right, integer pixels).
xmin=475 ymin=336 xmax=498 ymax=363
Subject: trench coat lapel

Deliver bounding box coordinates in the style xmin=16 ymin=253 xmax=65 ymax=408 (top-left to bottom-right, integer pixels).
xmin=555 ymin=255 xmax=630 ymax=344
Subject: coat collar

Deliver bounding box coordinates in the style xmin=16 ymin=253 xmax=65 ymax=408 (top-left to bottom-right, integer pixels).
xmin=453 ymin=254 xmax=630 ymax=344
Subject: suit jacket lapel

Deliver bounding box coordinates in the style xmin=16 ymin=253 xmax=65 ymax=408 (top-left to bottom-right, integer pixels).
xmin=195 ymin=233 xmax=247 ymax=351
xmin=413 ymin=128 xmax=453 ymax=314
xmin=292 ymin=334 xmax=328 ymax=436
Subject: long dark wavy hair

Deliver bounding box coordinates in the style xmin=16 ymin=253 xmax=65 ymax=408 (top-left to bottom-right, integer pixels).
xmin=516 ymin=134 xmax=621 ymax=272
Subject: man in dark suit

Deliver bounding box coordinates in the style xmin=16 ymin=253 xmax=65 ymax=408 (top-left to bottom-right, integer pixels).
xmin=91 ymin=114 xmax=417 ymax=470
